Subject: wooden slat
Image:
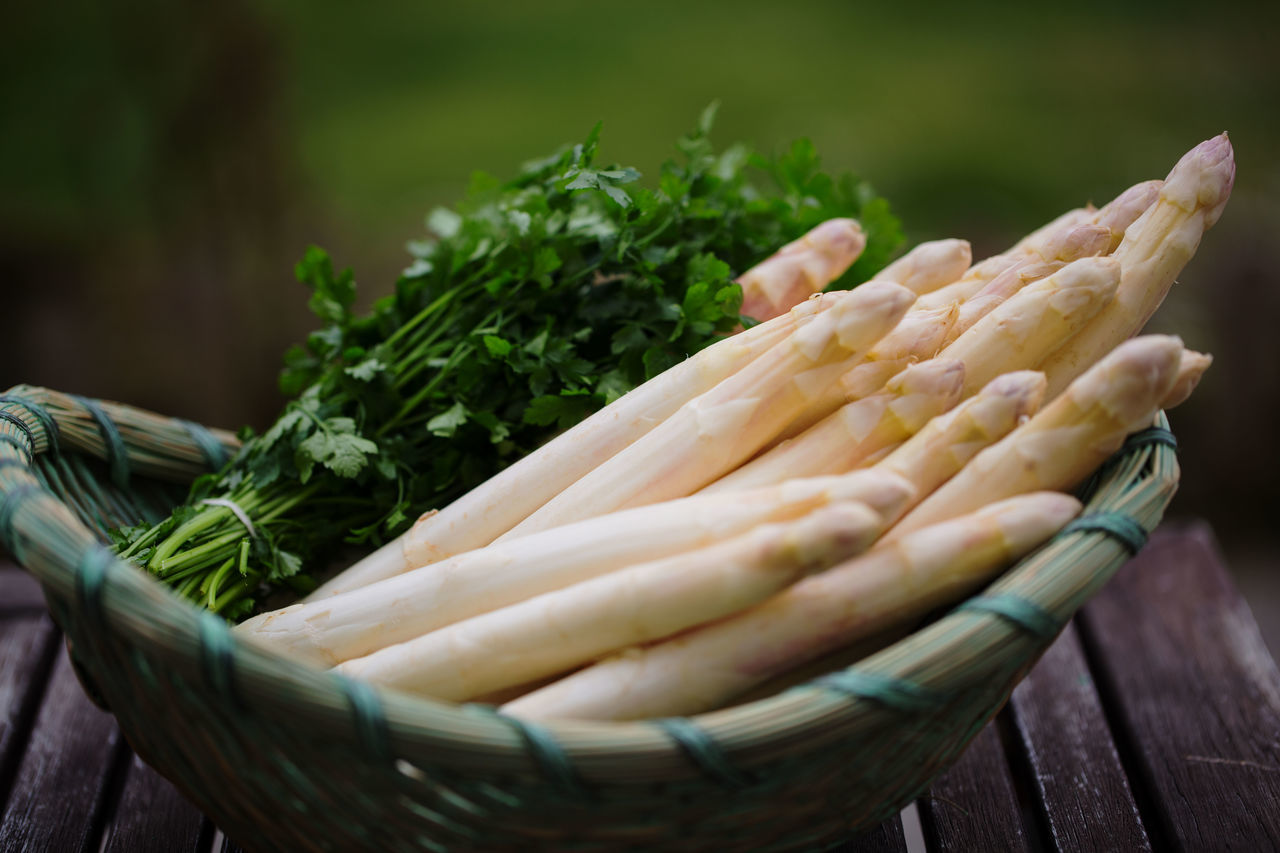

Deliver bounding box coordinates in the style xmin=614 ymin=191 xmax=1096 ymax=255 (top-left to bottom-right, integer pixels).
xmin=101 ymin=752 xmax=212 ymax=853
xmin=0 ymin=566 xmax=61 ymax=815
xmin=1009 ymin=622 xmax=1151 ymax=851
xmin=1078 ymin=521 xmax=1280 ymax=851
xmin=840 ymin=815 xmax=908 ymax=851
xmin=0 ymin=646 xmax=127 ymax=852
xmin=917 ymin=716 xmax=1034 ymax=852
xmin=0 ymin=564 xmax=48 ymax=613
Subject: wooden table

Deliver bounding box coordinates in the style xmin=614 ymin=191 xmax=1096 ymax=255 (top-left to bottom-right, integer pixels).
xmin=2 ymin=522 xmax=1278 ymax=852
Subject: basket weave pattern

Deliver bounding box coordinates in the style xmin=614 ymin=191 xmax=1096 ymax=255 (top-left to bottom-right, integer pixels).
xmin=0 ymin=385 xmax=1179 ymax=851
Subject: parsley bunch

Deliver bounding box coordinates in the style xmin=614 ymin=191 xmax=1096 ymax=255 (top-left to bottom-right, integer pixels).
xmin=113 ymin=107 xmax=903 ymax=617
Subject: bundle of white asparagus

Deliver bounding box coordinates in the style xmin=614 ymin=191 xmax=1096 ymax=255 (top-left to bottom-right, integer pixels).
xmin=237 ymin=134 xmax=1234 ymax=721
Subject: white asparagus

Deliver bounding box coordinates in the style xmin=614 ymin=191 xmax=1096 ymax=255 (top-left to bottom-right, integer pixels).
xmin=919 ymin=179 xmax=1158 ymax=317
xmin=1040 ymin=135 xmax=1235 ymax=398
xmin=739 ymin=219 xmax=866 ymax=321
xmin=773 ymin=302 xmax=960 ymax=442
xmin=701 ymin=359 xmax=964 ymax=493
xmin=338 ymin=502 xmax=888 ymax=701
xmin=937 ymin=256 xmax=1122 ymax=396
xmin=887 ymin=335 xmax=1184 ymax=540
xmin=503 ymin=492 xmax=1081 ymax=721
xmin=863 ymin=302 xmax=960 ymax=363
xmin=497 ymin=281 xmax=917 ymax=540
xmin=1092 ymin=180 xmax=1163 ymax=252
xmin=939 ymin=223 xmax=1112 ymax=347
xmin=1009 ymin=207 xmax=1097 ymax=255
xmin=237 ymin=470 xmax=915 ymax=666
xmin=837 ymin=356 xmax=919 ymax=405
xmin=872 ymin=239 xmax=972 ymax=295
xmin=874 ymin=370 xmax=1047 ymax=504
xmin=1159 ymin=350 xmax=1212 ymax=410
xmin=314 ymin=290 xmax=870 ymax=599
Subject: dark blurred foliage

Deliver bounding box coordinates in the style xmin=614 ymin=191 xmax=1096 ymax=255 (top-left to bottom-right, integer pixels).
xmin=2 ymin=1 xmax=1278 ymax=629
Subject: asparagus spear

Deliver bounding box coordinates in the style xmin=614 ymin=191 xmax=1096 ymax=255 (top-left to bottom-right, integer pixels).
xmin=336 ymin=502 xmax=888 ymax=701
xmin=937 ymin=256 xmax=1122 ymax=396
xmin=874 ymin=370 xmax=1047 ymax=503
xmin=939 ymin=223 xmax=1112 ymax=347
xmin=872 ymin=238 xmax=973 ymax=295
xmin=1009 ymin=207 xmax=1097 ymax=255
xmin=315 ymin=286 xmax=871 ymax=598
xmin=237 ymin=470 xmax=914 ymax=665
xmin=1093 ymin=180 xmax=1163 ymax=252
xmin=919 ymin=179 xmax=1158 ymax=315
xmin=1040 ymin=135 xmax=1235 ymax=397
xmin=887 ymin=335 xmax=1185 ymax=539
xmin=495 ymin=281 xmax=916 ymax=540
xmin=502 ymin=492 xmax=1080 ymax=721
xmin=701 ymin=359 xmax=964 ymax=493
xmin=739 ymin=219 xmax=866 ymax=321
xmin=775 ymin=302 xmax=959 ymax=442
xmin=1160 ymin=350 xmax=1212 ymax=409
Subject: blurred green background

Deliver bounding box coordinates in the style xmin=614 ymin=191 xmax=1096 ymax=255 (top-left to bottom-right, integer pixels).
xmin=3 ymin=1 xmax=1278 ymax=645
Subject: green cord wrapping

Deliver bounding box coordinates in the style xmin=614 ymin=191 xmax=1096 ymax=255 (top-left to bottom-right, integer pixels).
xmin=177 ymin=419 xmax=231 ymax=472
xmin=74 ymin=545 xmax=118 ymax=632
xmin=478 ymin=706 xmax=587 ymax=797
xmin=654 ymin=717 xmax=754 ymax=789
xmin=198 ymin=611 xmax=241 ymax=708
xmin=958 ymin=594 xmax=1062 ymax=641
xmin=71 ymin=395 xmax=131 ymax=489
xmin=811 ymin=670 xmax=947 ymax=714
xmin=0 ymin=434 xmax=33 ymax=463
xmin=334 ymin=674 xmax=392 ymax=763
xmin=0 ymin=394 xmax=60 ymax=454
xmin=1061 ymin=512 xmax=1149 ymax=555
xmin=0 ymin=412 xmax=36 ymax=450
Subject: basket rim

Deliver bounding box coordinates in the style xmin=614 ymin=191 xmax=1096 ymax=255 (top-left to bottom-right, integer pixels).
xmin=0 ymin=389 xmax=1179 ymax=787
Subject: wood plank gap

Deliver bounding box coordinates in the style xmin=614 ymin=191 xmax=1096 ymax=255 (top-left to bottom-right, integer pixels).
xmin=1074 ymin=590 xmax=1180 ymax=852
xmin=917 ymin=719 xmax=1033 ymax=852
xmin=196 ymin=817 xmax=218 ymax=853
xmin=0 ymin=615 xmax=62 ymax=817
xmin=992 ymin=708 xmax=1054 ymax=853
xmin=85 ymin=736 xmax=135 ymax=853
xmin=1009 ymin=621 xmax=1152 ymax=851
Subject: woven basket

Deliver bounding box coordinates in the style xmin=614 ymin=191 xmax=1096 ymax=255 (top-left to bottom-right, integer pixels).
xmin=0 ymin=384 xmax=1179 ymax=852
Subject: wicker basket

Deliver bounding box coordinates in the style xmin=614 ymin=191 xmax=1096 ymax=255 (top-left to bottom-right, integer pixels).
xmin=0 ymin=384 xmax=1178 ymax=852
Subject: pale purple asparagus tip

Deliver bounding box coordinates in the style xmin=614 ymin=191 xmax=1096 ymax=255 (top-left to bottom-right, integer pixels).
xmin=1200 ymin=133 xmax=1235 ymax=228
xmin=1166 ymin=133 xmax=1235 ymax=229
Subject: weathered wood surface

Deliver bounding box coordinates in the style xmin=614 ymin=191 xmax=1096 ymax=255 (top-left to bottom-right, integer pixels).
xmin=101 ymin=753 xmax=211 ymax=853
xmin=918 ymin=719 xmax=1033 ymax=851
xmin=1078 ymin=520 xmax=1280 ymax=851
xmin=1007 ymin=621 xmax=1151 ymax=851
xmin=2 ymin=523 xmax=1278 ymax=852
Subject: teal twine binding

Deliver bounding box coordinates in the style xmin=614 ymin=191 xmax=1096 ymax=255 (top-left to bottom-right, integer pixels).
xmin=71 ymin=396 xmax=130 ymax=489
xmin=0 ymin=483 xmax=45 ymax=551
xmin=75 ymin=545 xmax=118 ymax=632
xmin=332 ymin=674 xmax=392 ymax=763
xmin=1122 ymin=425 xmax=1177 ymax=454
xmin=654 ymin=717 xmax=753 ymax=789
xmin=177 ymin=419 xmax=230 ymax=472
xmin=0 ymin=412 xmax=36 ymax=451
xmin=1061 ymin=512 xmax=1148 ymax=555
xmin=198 ymin=611 xmax=241 ymax=707
xmin=0 ymin=434 xmax=33 ymax=463
xmin=958 ymin=594 xmax=1062 ymax=641
xmin=1081 ymin=424 xmax=1178 ymax=500
xmin=0 ymin=394 xmax=60 ymax=455
xmin=476 ymin=707 xmax=586 ymax=797
xmin=810 ymin=670 xmax=945 ymax=714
